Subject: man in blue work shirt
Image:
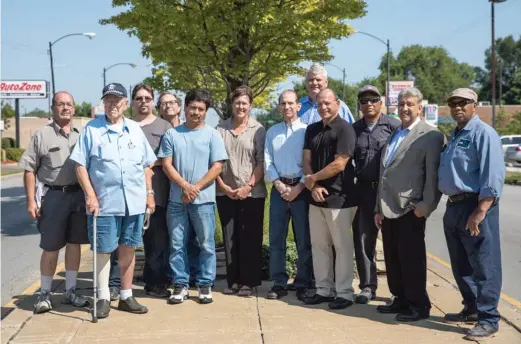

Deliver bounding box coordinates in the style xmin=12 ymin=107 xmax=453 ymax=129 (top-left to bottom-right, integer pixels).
xmin=298 ymin=63 xmax=355 ymax=125
xmin=71 ymin=83 xmax=157 ymax=319
xmin=264 ymin=89 xmax=313 ymax=301
xmin=438 ymin=88 xmax=505 ymax=341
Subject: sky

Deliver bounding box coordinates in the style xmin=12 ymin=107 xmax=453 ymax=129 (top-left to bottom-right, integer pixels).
xmin=2 ymin=0 xmax=521 ymax=127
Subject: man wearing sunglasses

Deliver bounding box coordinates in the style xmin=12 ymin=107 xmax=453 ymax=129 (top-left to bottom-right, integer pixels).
xmin=352 ymin=85 xmax=400 ymax=304
xmin=438 ymin=88 xmax=505 ymax=341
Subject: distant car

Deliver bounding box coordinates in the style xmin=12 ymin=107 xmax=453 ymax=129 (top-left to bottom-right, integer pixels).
xmin=504 ymin=145 xmax=521 ymax=166
xmin=500 ymin=135 xmax=521 ymax=154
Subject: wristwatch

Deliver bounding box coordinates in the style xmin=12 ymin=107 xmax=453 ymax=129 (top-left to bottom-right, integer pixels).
xmin=147 ymin=189 xmax=155 ymax=195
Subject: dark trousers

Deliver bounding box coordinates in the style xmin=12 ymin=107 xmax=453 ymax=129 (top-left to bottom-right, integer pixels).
xmin=216 ymin=196 xmax=265 ymax=288
xmin=443 ymin=195 xmax=502 ymax=328
xmin=382 ymin=211 xmax=431 ymax=310
xmin=268 ymin=187 xmax=313 ymax=288
xmin=353 ymin=183 xmax=379 ymax=293
xmin=143 ymin=206 xmax=170 ymax=287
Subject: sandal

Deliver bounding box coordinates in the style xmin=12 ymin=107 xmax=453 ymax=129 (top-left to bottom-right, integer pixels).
xmin=237 ymin=286 xmax=253 ymax=297
xmin=223 ymin=283 xmax=240 ymax=295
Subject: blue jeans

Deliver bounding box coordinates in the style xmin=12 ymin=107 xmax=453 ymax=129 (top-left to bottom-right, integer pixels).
xmin=443 ymin=195 xmax=502 ymax=329
xmin=87 ymin=214 xmax=144 ymax=253
xmin=269 ymin=187 xmax=313 ymax=288
xmin=167 ymin=201 xmax=216 ymax=287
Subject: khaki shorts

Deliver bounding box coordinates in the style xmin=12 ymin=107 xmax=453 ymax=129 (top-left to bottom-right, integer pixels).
xmin=37 ymin=189 xmax=89 ymax=251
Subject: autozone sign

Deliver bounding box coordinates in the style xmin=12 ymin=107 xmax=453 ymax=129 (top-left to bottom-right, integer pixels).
xmin=0 ymin=80 xmax=48 ymax=99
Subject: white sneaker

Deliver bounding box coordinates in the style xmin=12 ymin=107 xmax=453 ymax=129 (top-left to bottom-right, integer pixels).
xmin=168 ymin=285 xmax=189 ymax=304
xmin=34 ymin=290 xmax=53 ymax=314
xmin=198 ymin=285 xmax=213 ymax=304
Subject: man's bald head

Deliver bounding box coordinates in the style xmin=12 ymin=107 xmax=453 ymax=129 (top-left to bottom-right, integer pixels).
xmin=316 ymin=88 xmax=340 ymax=122
xmin=317 ymin=88 xmax=337 ymax=101
xmin=52 ymin=91 xmax=75 ymax=107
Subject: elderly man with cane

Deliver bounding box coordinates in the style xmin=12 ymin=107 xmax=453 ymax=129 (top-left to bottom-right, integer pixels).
xmin=71 ymin=83 xmax=156 ymax=319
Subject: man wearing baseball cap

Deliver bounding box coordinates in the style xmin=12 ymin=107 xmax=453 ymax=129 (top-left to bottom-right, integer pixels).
xmin=352 ymin=85 xmax=400 ymax=304
xmin=71 ymin=83 xmax=157 ymax=319
xmin=438 ymin=88 xmax=505 ymax=341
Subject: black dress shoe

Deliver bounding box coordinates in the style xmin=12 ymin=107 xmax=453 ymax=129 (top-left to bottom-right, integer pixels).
xmin=328 ymin=297 xmax=354 ymax=310
xmin=266 ymin=286 xmax=288 ymax=300
xmin=395 ymin=309 xmax=430 ymax=322
xmin=376 ymin=298 xmax=409 ymax=314
xmin=303 ymin=293 xmax=335 ymax=305
xmin=296 ymin=288 xmax=308 ymax=302
xmin=443 ymin=307 xmax=478 ymax=324
xmin=117 ymin=297 xmax=148 ymax=314
xmin=464 ymin=323 xmax=498 ymax=341
xmin=96 ymin=299 xmax=111 ymax=319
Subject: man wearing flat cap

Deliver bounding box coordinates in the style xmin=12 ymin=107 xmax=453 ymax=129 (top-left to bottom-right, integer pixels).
xmin=71 ymin=83 xmax=157 ymax=319
xmin=352 ymin=85 xmax=400 ymax=304
xmin=438 ymin=88 xmax=505 ymax=341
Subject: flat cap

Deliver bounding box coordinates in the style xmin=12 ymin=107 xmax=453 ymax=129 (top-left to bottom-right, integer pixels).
xmin=358 ymin=85 xmax=381 ymax=98
xmin=447 ymin=88 xmax=477 ymax=103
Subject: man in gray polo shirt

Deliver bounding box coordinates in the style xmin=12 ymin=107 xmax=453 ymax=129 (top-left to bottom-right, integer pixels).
xmin=19 ymin=91 xmax=90 ymax=314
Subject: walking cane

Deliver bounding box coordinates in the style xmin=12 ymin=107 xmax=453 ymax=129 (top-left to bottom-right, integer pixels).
xmin=92 ymin=215 xmax=98 ymax=323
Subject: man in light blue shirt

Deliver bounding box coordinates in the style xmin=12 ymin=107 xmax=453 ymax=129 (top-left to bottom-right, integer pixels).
xmin=158 ymin=89 xmax=228 ymax=305
xmin=71 ymin=83 xmax=156 ymax=319
xmin=384 ymin=116 xmax=421 ymax=167
xmin=438 ymin=88 xmax=505 ymax=341
xmin=264 ymin=90 xmax=313 ymax=301
xmin=298 ymin=63 xmax=355 ymax=125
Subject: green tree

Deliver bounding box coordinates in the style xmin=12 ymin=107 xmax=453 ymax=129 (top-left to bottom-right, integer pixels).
xmin=1 ymin=102 xmax=15 ymax=129
xmin=101 ymin=0 xmax=367 ymax=118
xmin=26 ymin=108 xmax=51 ymax=117
xmin=75 ymin=101 xmax=92 ymax=117
xmin=374 ymin=45 xmax=476 ymax=104
xmin=255 ymin=107 xmax=283 ymax=130
xmin=499 ymin=111 xmax=521 ymax=135
xmin=475 ymin=35 xmax=521 ymax=105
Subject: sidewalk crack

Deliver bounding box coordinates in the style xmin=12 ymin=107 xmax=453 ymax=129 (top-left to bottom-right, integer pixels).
xmin=255 ymin=287 xmax=265 ymax=344
xmin=7 ymin=315 xmax=33 ymax=343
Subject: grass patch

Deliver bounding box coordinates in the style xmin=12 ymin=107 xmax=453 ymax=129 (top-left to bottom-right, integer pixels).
xmin=1 ymin=169 xmax=22 ymax=176
xmin=505 ymin=172 xmax=521 ymax=185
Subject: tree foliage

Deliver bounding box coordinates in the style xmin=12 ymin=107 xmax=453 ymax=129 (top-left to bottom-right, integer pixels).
xmin=1 ymin=102 xmax=15 ymax=129
xmin=374 ymin=45 xmax=476 ymax=105
xmin=101 ymin=0 xmax=366 ymax=118
xmin=25 ymin=108 xmax=51 ymax=117
xmin=475 ymin=35 xmax=521 ymax=105
xmin=75 ymin=101 xmax=92 ymax=118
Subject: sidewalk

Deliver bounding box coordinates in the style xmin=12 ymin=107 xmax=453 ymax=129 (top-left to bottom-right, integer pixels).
xmin=2 ymin=250 xmax=521 ymax=344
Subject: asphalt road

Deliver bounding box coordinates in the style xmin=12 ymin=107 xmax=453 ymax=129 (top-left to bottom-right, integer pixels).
xmin=1 ymin=172 xmax=520 ymax=307
xmin=426 ymin=184 xmax=521 ymax=302
xmin=0 ymin=173 xmax=65 ymax=306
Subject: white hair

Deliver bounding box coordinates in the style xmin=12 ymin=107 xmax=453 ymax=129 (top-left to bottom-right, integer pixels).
xmin=398 ymin=87 xmax=423 ymax=103
xmin=306 ymin=63 xmax=328 ymax=80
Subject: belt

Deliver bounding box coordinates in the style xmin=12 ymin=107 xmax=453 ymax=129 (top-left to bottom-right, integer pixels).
xmin=357 ymin=180 xmax=379 ymax=189
xmin=279 ymin=177 xmax=302 ymax=186
xmin=447 ymin=192 xmax=478 ymax=204
xmin=44 ymin=184 xmax=82 ymax=192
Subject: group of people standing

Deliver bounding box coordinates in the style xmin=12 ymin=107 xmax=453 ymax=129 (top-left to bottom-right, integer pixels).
xmin=21 ymin=62 xmax=504 ymax=342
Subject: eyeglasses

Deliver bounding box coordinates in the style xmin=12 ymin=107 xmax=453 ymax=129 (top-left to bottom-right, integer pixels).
xmin=135 ymin=96 xmax=153 ymax=103
xmin=161 ymin=100 xmax=179 ymax=107
xmin=359 ymin=97 xmax=381 ymax=105
xmin=55 ymin=102 xmax=74 ymax=108
xmin=448 ymin=99 xmax=474 ymax=108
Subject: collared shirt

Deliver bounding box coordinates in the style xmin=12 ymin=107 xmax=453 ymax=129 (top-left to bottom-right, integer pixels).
xmin=19 ymin=121 xmax=80 ymax=186
xmin=384 ymin=117 xmax=421 ymax=167
xmin=157 ymin=124 xmax=228 ymax=204
xmin=298 ymin=96 xmax=355 ymax=125
xmin=353 ymin=114 xmax=401 ymax=182
xmin=304 ymin=115 xmax=356 ymax=209
xmin=438 ymin=115 xmax=505 ymax=200
xmin=216 ymin=116 xmax=267 ymax=198
xmin=264 ymin=118 xmax=307 ymax=183
xmin=70 ymin=115 xmax=156 ymax=216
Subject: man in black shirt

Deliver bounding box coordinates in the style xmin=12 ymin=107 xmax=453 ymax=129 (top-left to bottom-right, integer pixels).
xmin=352 ymin=85 xmax=400 ymax=304
xmin=302 ymin=88 xmax=357 ymax=310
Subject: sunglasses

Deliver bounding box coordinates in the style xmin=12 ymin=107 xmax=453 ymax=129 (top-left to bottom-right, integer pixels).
xmin=359 ymin=97 xmax=381 ymax=105
xmin=448 ymin=99 xmax=474 ymax=108
xmin=135 ymin=96 xmax=153 ymax=103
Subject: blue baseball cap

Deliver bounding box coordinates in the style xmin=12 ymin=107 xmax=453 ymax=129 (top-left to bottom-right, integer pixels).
xmin=101 ymin=83 xmax=127 ymax=99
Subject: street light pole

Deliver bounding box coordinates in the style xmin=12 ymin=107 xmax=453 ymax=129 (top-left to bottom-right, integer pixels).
xmin=103 ymin=68 xmax=107 ymax=87
xmin=102 ymin=63 xmax=137 ymax=87
xmin=490 ymin=0 xmax=507 ymax=128
xmin=49 ymin=41 xmax=55 ymax=96
xmin=341 ymin=67 xmax=346 ymax=101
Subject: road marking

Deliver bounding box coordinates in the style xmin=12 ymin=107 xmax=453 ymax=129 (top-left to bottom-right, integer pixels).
xmin=427 ymin=252 xmax=521 ymax=309
xmin=2 ymin=245 xmax=90 ymax=309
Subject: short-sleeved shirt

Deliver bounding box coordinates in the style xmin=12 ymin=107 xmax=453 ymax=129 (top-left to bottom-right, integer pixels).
xmin=304 ymin=115 xmax=356 ymax=209
xmin=157 ymin=124 xmax=228 ymax=204
xmin=70 ymin=115 xmax=157 ymax=216
xmin=438 ymin=115 xmax=505 ymax=200
xmin=298 ymin=96 xmax=355 ymax=125
xmin=19 ymin=121 xmax=81 ymax=186
xmin=216 ymin=117 xmax=267 ymax=198
xmin=352 ymin=114 xmax=401 ymax=182
xmin=139 ymin=117 xmax=172 ymax=208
